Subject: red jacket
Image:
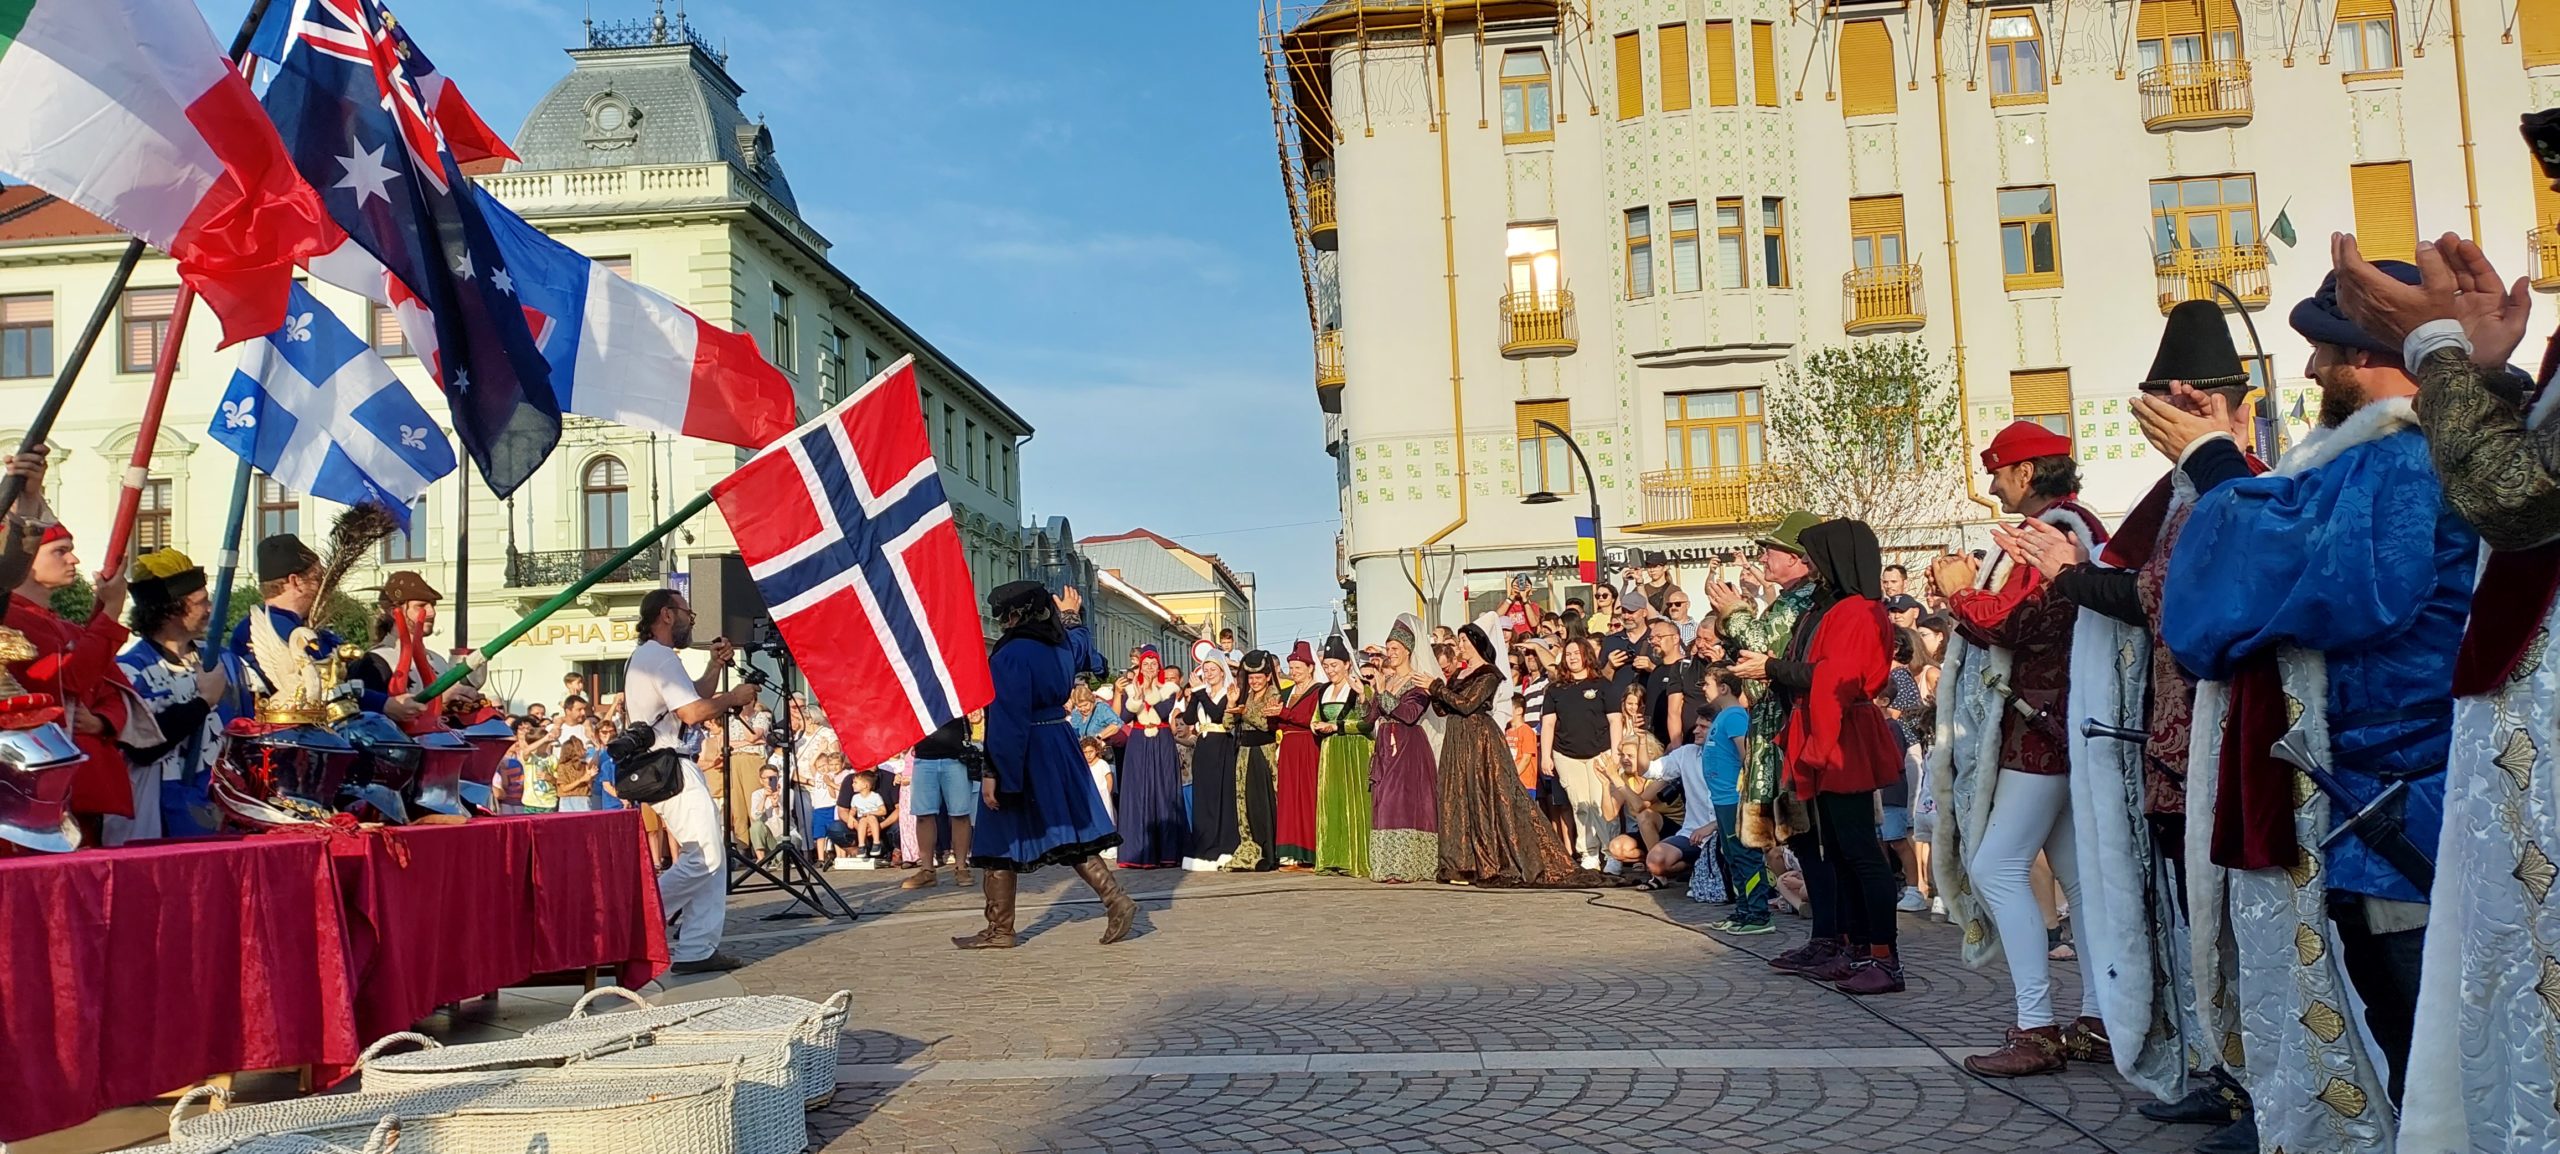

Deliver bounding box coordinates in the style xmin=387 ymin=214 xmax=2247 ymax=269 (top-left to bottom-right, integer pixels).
xmin=1781 ymin=596 xmax=1902 ymax=799
xmin=8 ymin=591 xmax=137 ymax=818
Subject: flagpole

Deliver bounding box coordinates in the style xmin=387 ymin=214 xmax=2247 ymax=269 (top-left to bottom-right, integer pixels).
xmin=97 ymin=285 xmax=198 ymax=579
xmin=453 ymin=455 xmax=472 ymax=652
xmin=0 ymin=240 xmax=146 ymax=521
xmin=202 ymin=458 xmax=254 ymax=658
xmin=413 ymin=487 xmax=714 ymax=701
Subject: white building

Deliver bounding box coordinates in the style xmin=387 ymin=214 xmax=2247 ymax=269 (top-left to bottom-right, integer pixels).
xmin=1265 ymin=0 xmax=2560 ymax=624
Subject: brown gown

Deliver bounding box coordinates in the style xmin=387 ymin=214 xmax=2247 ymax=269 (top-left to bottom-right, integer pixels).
xmin=1429 ymin=666 xmax=1593 ymax=886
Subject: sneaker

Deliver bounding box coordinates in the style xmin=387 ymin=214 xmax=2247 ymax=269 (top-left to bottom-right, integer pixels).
xmin=1769 ymin=936 xmax=1843 ymax=975
xmin=1709 ymin=918 xmax=1776 ymax=935
xmin=1800 ymin=947 xmax=1861 ymax=983
xmin=1896 ymin=886 xmax=1928 ymax=913
xmin=670 ymin=951 xmax=745 ymax=975
xmin=1834 ymin=956 xmax=1906 ymax=995
xmin=1580 ymin=853 xmax=1601 ymax=870
xmin=1929 ymin=896 xmax=1947 ymax=918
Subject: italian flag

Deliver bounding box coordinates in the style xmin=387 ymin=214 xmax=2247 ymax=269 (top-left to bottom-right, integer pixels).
xmin=0 ymin=0 xmax=330 ymax=345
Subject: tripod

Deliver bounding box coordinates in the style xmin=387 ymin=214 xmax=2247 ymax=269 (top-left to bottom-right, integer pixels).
xmin=719 ymin=648 xmax=855 ymax=922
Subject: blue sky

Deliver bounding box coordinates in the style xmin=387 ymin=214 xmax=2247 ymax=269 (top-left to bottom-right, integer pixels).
xmin=193 ymin=0 xmax=1343 ymax=644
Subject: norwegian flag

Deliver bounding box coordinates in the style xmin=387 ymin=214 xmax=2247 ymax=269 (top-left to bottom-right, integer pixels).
xmin=711 ymin=357 xmax=995 ymax=770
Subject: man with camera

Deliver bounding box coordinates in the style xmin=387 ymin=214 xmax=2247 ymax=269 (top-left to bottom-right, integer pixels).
xmin=625 ymin=588 xmax=763 ymax=974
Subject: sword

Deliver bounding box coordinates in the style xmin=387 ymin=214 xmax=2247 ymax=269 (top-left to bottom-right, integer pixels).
xmin=2269 ymin=726 xmax=2435 ymax=894
xmin=2080 ymin=718 xmax=2184 ymax=782
xmin=1984 ymin=672 xmax=2071 ymax=751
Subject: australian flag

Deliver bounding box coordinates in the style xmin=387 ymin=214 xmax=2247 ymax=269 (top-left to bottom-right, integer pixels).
xmin=249 ymin=0 xmax=558 ymax=497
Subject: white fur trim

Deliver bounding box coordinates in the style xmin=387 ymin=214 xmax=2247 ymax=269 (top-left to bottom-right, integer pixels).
xmin=2064 ymin=601 xmax=2184 ymax=1100
xmin=2274 ymin=396 xmax=2419 ymax=477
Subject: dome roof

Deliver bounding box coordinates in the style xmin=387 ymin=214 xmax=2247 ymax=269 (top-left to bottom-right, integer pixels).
xmin=508 ymin=15 xmax=797 ymax=215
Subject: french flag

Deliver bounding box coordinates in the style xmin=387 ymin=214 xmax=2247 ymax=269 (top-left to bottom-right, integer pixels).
xmin=477 ymin=187 xmax=798 ymax=449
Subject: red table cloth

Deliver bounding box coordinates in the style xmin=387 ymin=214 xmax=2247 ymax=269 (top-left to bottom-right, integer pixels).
xmin=0 ymin=837 xmax=359 ymax=1141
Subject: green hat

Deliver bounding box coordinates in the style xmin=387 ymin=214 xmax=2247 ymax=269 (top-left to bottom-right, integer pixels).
xmin=1753 ymin=511 xmax=1821 ymax=556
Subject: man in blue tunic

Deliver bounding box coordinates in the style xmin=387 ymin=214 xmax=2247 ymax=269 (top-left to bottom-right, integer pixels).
xmin=227 ymin=536 xmax=423 ymax=723
xmin=2154 ymin=263 xmax=2476 ymax=1122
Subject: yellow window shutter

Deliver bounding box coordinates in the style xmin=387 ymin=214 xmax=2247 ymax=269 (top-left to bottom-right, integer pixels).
xmin=2333 ymin=0 xmax=2392 ymax=19
xmin=2350 ymin=161 xmax=2417 ymax=264
xmin=1616 ymin=32 xmax=1645 ymax=119
xmin=1705 ymin=21 xmax=1739 ymax=106
xmin=1849 ymin=195 xmax=1905 ymax=235
xmin=2529 ymin=0 xmax=2560 ymax=66
xmin=1752 ymin=22 xmax=1780 ymax=106
xmin=1840 ymin=20 xmax=1896 ymax=117
xmin=1660 ymin=24 xmax=1692 ymax=111
xmin=1517 ymin=399 xmax=1570 ymax=441
xmin=2011 ymin=369 xmax=2073 ymax=417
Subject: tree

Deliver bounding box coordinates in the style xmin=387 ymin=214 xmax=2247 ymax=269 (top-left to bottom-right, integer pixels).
xmin=222 ymin=585 xmax=372 ymax=645
xmin=48 ymin=576 xmax=92 ymax=623
xmin=1763 ymin=338 xmax=1969 ymax=544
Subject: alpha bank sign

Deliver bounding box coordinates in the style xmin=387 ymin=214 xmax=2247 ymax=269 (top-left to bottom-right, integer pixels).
xmin=1521 ymin=539 xmax=1751 ymax=579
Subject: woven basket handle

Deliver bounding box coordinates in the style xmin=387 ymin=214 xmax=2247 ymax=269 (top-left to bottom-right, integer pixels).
xmin=357 ymin=1031 xmax=442 ymax=1067
xmin=821 ymin=990 xmax=853 ymax=1014
xmin=360 ymin=1116 xmax=402 ymax=1154
xmin=167 ymin=1085 xmax=231 ymax=1137
xmin=566 ymin=985 xmax=648 ymax=1018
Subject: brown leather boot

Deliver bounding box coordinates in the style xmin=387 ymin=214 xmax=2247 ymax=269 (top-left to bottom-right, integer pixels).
xmin=1072 ymin=856 xmax=1139 ymax=945
xmin=2063 ymin=1016 xmax=2114 ymax=1064
xmin=1963 ymin=1025 xmax=2068 ymax=1078
xmin=951 ymin=869 xmax=1017 ymax=949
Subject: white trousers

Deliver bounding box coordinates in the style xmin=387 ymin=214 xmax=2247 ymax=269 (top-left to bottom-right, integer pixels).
xmin=100 ymin=761 xmax=163 ymax=847
xmin=652 ymin=761 xmax=728 ymax=963
xmin=1552 ymin=751 xmax=1612 ymax=857
xmin=1967 ymin=768 xmax=2097 ymax=1030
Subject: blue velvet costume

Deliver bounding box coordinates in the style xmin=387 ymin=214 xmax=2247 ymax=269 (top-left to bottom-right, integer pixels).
xmin=971 ymin=617 xmax=1120 ymax=873
xmin=2162 ymin=425 xmax=2478 ymax=903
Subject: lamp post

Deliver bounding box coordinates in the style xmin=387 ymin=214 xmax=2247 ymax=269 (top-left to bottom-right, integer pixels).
xmin=1520 ymin=418 xmax=1603 ymax=586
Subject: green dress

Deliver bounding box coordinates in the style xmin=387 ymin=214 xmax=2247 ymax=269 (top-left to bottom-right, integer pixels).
xmin=1313 ymin=686 xmax=1373 ymax=877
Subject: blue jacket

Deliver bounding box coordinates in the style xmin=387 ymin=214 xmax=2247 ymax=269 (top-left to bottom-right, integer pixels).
xmin=2163 ymin=428 xmax=2477 ymax=902
xmin=986 ymin=622 xmax=1093 ymax=797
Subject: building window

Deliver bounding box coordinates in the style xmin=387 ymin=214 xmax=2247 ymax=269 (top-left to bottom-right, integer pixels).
xmin=1752 ymin=22 xmax=1780 ymax=106
xmin=2529 ymin=0 xmax=2560 ymax=67
xmin=982 ymin=431 xmax=996 ymax=490
xmin=575 ymin=659 xmax=626 ymax=699
xmin=1998 ymin=186 xmax=2063 ymax=289
xmin=1516 ymin=400 xmax=1575 ymax=494
xmin=1705 ymin=21 xmax=1739 ymax=106
xmin=769 ymin=283 xmax=795 ymax=372
xmin=1667 ymin=202 xmax=1701 ymax=293
xmin=120 ymin=287 xmax=178 ymax=374
xmin=1001 ymin=442 xmax=1016 ymax=501
xmin=595 ymin=256 xmax=634 ymax=279
xmin=2333 ymin=0 xmax=2398 ymax=74
xmin=942 ymin=403 xmax=957 ymax=464
xmin=819 ymin=326 xmax=848 ymax=404
xmin=2012 ymin=369 xmax=2074 ymax=435
xmin=2151 ymin=174 xmax=2260 ymax=255
xmin=1840 ymin=20 xmax=1897 ymax=117
xmin=1989 ymin=9 xmax=2048 ymax=103
xmin=965 ymin=418 xmax=980 ymax=481
xmin=131 ymin=476 xmax=172 ymax=557
xmin=1761 ymin=198 xmax=1790 ymax=288
xmin=2350 ymin=161 xmax=2417 ymax=262
xmin=865 ymin=346 xmax=884 ymax=380
xmin=1850 ymin=195 xmax=1908 ymax=269
xmin=0 ymin=294 xmax=50 ymax=380
xmin=1713 ymin=198 xmax=1745 ymax=289
xmin=582 ymin=456 xmax=630 ymax=551
xmin=1501 ymin=48 xmax=1555 ymax=142
xmin=2138 ymin=0 xmax=2242 ymax=73
xmin=1625 ymin=207 xmax=1654 ymax=299
xmin=256 ymin=475 xmax=299 ymax=541
xmin=1659 ymin=23 xmax=1693 ymax=111
xmin=1506 ymin=222 xmax=1563 ymax=304
xmin=381 ymin=498 xmax=428 ymax=563
xmin=1664 ymin=389 xmax=1766 ymax=472
xmin=1615 ymin=32 xmax=1645 ymax=120
xmin=366 ymin=302 xmax=411 ymax=357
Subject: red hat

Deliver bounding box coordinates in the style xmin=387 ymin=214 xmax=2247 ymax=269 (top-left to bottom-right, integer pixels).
xmin=1288 ymin=640 xmax=1315 ymax=667
xmin=1979 ymin=421 xmax=2073 ymax=473
xmin=36 ymin=523 xmax=69 ymax=547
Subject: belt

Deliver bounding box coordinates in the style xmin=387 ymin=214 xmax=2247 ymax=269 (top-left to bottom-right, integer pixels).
xmin=1196 ymin=723 xmax=1229 ymax=734
xmin=1034 ymin=717 xmax=1070 ymax=727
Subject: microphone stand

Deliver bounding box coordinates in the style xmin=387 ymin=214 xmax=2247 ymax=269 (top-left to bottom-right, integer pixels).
xmin=721 ymin=647 xmax=854 ymax=921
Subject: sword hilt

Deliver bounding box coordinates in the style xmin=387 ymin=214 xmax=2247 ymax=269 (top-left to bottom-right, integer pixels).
xmin=2081 ymin=719 xmax=2148 ymax=745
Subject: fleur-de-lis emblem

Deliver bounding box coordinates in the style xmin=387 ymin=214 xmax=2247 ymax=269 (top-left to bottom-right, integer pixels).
xmin=282 ymin=312 xmax=313 ymax=343
xmin=221 ymin=397 xmax=257 ymax=430
xmin=399 ymin=425 xmax=428 ymax=451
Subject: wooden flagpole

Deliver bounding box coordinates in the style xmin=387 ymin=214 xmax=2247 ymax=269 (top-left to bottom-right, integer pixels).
xmin=96 ymin=285 xmax=198 ymax=579
xmin=0 ymin=240 xmax=146 ymax=522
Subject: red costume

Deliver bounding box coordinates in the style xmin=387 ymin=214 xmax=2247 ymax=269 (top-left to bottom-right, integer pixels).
xmin=8 ymin=591 xmax=138 ymax=818
xmin=1272 ymin=679 xmax=1321 ymax=865
xmin=1782 ymin=595 xmax=1902 ymax=799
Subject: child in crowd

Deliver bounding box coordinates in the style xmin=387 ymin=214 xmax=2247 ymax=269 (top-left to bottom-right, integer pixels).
xmin=748 ymin=768 xmax=786 ymax=862
xmin=589 ymin=719 xmax=623 ymax=811
xmin=1082 ymin=736 xmax=1117 ymax=862
xmin=551 ymin=736 xmax=596 ymax=812
xmin=843 ymin=770 xmax=888 ymax=861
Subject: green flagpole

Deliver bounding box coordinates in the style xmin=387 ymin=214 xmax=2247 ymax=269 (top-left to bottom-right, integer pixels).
xmin=414 ymin=488 xmax=715 ymax=701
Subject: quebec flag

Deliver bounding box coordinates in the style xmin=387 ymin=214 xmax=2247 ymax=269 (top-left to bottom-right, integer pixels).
xmin=210 ymin=283 xmax=458 ymax=527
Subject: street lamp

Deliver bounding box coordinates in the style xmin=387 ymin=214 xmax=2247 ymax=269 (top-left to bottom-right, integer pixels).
xmin=1521 ymin=418 xmax=1603 ymax=586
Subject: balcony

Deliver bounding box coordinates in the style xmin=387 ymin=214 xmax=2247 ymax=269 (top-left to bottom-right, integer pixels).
xmin=1499 ymin=289 xmax=1577 ymax=357
xmin=1307 ymin=176 xmax=1337 ymax=251
xmin=1315 ymin=329 xmax=1345 ymax=414
xmin=1842 ymin=265 xmax=1926 ymax=334
xmin=504 ymin=541 xmax=668 ymax=589
xmin=2535 ymin=227 xmax=2560 ymax=292
xmin=2138 ymin=59 xmax=2253 ymax=131
xmin=1634 ymin=465 xmax=1804 ymax=532
xmin=2153 ymin=244 xmax=2271 ymax=313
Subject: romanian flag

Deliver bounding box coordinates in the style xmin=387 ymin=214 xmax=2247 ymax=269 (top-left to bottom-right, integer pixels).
xmin=0 ymin=0 xmax=331 ymax=344
xmin=1575 ymin=516 xmax=1598 ymax=584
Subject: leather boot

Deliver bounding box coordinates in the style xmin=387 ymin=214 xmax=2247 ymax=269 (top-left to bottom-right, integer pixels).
xmin=1962 ymin=1025 xmax=2068 ymax=1078
xmin=2063 ymin=1015 xmax=2114 ymax=1064
xmin=951 ymin=869 xmax=1017 ymax=949
xmin=1072 ymin=856 xmax=1139 ymax=945
xmin=2141 ymin=1069 xmax=2249 ymax=1125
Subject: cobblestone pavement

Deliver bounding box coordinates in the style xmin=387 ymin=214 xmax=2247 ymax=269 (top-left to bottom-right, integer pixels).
xmin=717 ymin=866 xmax=2200 ymax=1154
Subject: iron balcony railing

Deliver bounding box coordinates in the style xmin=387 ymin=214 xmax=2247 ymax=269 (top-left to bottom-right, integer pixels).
xmin=1636 ymin=464 xmax=1802 ymax=531
xmin=504 ymin=541 xmax=668 ymax=588
xmin=2533 ymin=227 xmax=2560 ymax=291
xmin=2138 ymin=59 xmax=2253 ymax=130
xmin=1499 ymin=289 xmax=1577 ymax=357
xmin=1842 ymin=264 xmax=1926 ymax=334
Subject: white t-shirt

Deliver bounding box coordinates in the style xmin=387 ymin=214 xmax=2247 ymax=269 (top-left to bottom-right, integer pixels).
xmin=623 ymin=641 xmax=704 ymax=757
xmin=1644 ymin=744 xmax=1715 ymax=842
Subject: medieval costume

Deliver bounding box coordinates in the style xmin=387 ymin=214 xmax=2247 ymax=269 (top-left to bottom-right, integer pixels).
xmin=11 ymin=522 xmax=154 ymax=837
xmin=1926 ymin=421 xmax=2114 ymax=1078
xmin=1720 ymin=511 xmax=1820 ymax=853
xmin=956 ymin=581 xmax=1135 ymax=949
xmin=2164 ymin=267 xmax=2475 ymax=1152
xmin=1313 ymin=637 xmax=1373 ymax=877
xmin=1221 ymin=650 xmax=1283 ymax=872
xmin=1272 ymin=640 xmax=1322 ymax=867
xmin=1113 ymin=647 xmax=1189 ymax=869
xmin=1432 ymin=615 xmax=1586 ymax=886
xmin=1181 ymin=662 xmax=1240 ymax=871
xmin=1367 ymin=615 xmax=1440 ymax=883
xmin=113 ymin=549 xmax=236 ymax=840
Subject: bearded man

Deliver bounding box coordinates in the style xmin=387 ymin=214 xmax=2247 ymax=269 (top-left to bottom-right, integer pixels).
xmin=1702 ymin=511 xmax=1824 ymax=945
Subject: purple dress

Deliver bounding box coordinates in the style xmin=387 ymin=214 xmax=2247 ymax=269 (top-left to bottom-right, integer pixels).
xmin=1366 ymin=681 xmax=1439 ymax=883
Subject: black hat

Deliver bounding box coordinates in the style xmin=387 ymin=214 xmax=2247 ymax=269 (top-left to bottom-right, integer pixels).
xmin=256 ymin=535 xmax=319 ymax=583
xmin=2141 ymin=299 xmax=2250 ymax=392
xmin=2291 ymin=260 xmax=2420 ymax=355
xmin=1883 ymin=594 xmax=1926 ymax=614
xmin=1322 ymin=636 xmax=1352 ymax=664
xmin=986 ymin=580 xmax=1050 ymax=618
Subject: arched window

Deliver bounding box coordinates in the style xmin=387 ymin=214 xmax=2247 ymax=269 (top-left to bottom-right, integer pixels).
xmin=582 ymin=456 xmax=630 ymax=552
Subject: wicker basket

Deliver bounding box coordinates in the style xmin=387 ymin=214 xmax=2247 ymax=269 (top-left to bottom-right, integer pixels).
xmin=533 ymin=987 xmax=852 ymax=1107
xmin=169 ymin=1068 xmax=739 ymax=1154
xmin=576 ymin=1039 xmax=807 ymax=1154
xmin=355 ymin=1029 xmax=651 ymax=1093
